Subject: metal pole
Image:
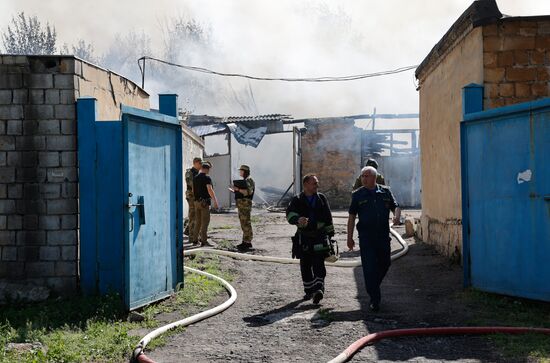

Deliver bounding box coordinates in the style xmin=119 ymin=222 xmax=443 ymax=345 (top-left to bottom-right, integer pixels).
xmin=141 ymin=58 xmax=146 ymax=89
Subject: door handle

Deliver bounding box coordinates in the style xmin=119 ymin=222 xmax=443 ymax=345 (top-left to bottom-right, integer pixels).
xmin=126 ymin=196 xmax=146 ymax=225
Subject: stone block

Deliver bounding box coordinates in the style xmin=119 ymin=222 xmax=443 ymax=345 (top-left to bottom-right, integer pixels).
xmin=60 ymin=119 xmax=76 ymax=135
xmin=0 ymin=120 xmax=5 ymax=134
xmin=497 ymin=51 xmax=514 ymax=67
xmin=531 ymin=82 xmax=548 ymax=96
xmin=483 ymin=52 xmax=497 ymax=68
xmin=7 ymin=215 xmax=22 ymax=230
xmin=37 ymin=120 xmax=60 ymax=135
xmin=514 ymin=50 xmax=529 ymax=65
xmin=61 ymin=215 xmax=77 ymax=230
xmin=7 ymin=184 xmax=22 ymax=199
xmin=17 ymin=246 xmax=40 ymax=262
xmin=484 ymin=36 xmax=503 ymax=51
xmin=16 ymin=167 xmax=47 ymax=183
xmin=53 ymin=74 xmax=75 ymax=89
xmin=0 ymin=136 xmax=15 ymax=150
xmin=54 ymin=105 xmax=75 ymax=119
xmin=23 ymin=215 xmax=38 ymax=230
xmin=54 ymin=261 xmax=76 ymax=276
xmin=0 ymin=152 xmax=5 ymax=166
xmin=0 ymin=74 xmax=23 ymax=88
xmin=39 ymin=246 xmax=60 ymax=261
xmin=47 ymin=167 xmax=77 ymax=182
xmin=0 ymin=200 xmax=16 ymax=214
xmin=503 ymin=36 xmax=535 ymax=50
xmin=60 ymin=151 xmax=76 ymax=166
xmin=0 ymin=90 xmax=12 ymax=105
xmin=2 ymin=246 xmax=17 ymax=261
xmin=530 ymin=50 xmax=546 ymax=65
xmin=47 ymin=230 xmax=77 ymax=246
xmin=506 ymin=67 xmax=537 ymax=82
xmin=537 ymin=67 xmax=550 ymax=81
xmin=16 ymin=136 xmax=46 ymax=150
xmin=485 ymin=68 xmax=505 ymax=82
xmin=23 ymin=184 xmax=40 ymax=199
xmin=47 ymin=199 xmax=77 ymax=214
xmin=0 ymin=184 xmax=5 ymax=198
xmin=0 ymin=231 xmax=16 ymax=245
xmin=38 ymin=151 xmax=60 ymax=167
xmin=45 ymin=89 xmax=60 ymax=104
xmin=59 ymin=90 xmax=76 ymax=104
xmin=61 ymin=183 xmax=78 ymax=198
xmin=16 ymin=231 xmax=46 ymax=245
xmin=0 ymin=167 xmax=15 ymax=183
xmin=40 ymin=183 xmax=60 ymax=199
xmin=26 ymin=262 xmax=54 ymax=276
xmin=24 ymin=104 xmax=54 ymax=119
xmin=515 ymin=83 xmax=531 ymax=97
xmin=0 ymin=215 xmax=6 ymax=229
xmin=12 ymin=90 xmax=28 ymax=104
xmin=46 ymin=135 xmax=76 ymax=151
xmin=39 ymin=216 xmax=60 ymax=230
xmin=535 ymin=36 xmax=550 ymax=50
xmin=61 ymin=245 xmax=76 ymax=260
xmin=7 ymin=120 xmax=22 ymax=135
xmin=0 ymin=105 xmax=24 ymax=119
xmin=26 ymin=74 xmax=53 ymax=89
xmin=30 ymin=89 xmax=44 ymax=104
xmin=499 ymin=83 xmax=514 ymax=97
xmin=46 ymin=276 xmax=76 ymax=295
xmin=22 ymin=120 xmax=37 ymax=135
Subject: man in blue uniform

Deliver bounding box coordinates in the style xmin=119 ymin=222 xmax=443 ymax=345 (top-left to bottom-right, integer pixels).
xmin=347 ymin=166 xmax=401 ymax=312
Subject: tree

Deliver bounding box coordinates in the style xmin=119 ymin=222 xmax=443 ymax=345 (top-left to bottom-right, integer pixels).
xmin=61 ymin=39 xmax=98 ymax=63
xmin=1 ymin=12 xmax=57 ymax=54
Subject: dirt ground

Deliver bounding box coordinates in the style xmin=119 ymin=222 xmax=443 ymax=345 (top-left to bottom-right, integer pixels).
xmin=147 ymin=209 xmax=506 ymax=363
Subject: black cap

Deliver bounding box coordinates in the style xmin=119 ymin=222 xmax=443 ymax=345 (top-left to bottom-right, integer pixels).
xmin=365 ymin=158 xmax=379 ymax=169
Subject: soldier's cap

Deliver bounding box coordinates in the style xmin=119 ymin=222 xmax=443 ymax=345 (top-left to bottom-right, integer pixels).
xmin=239 ymin=165 xmax=250 ymax=172
xmin=202 ymin=161 xmax=212 ymax=169
xmin=193 ymin=157 xmax=203 ymax=163
xmin=365 ymin=158 xmax=379 ymax=169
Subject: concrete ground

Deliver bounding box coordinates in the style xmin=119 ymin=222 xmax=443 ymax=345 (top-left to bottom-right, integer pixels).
xmin=147 ymin=209 xmax=505 ymax=363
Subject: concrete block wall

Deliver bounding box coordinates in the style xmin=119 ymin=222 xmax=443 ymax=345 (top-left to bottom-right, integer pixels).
xmin=301 ymin=118 xmax=361 ymax=208
xmin=0 ymin=55 xmax=79 ymax=298
xmin=483 ymin=19 xmax=550 ymax=109
xmin=0 ymin=55 xmax=150 ymax=301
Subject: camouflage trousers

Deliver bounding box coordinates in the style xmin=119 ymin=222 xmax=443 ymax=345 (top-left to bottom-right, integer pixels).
xmin=184 ymin=197 xmax=196 ymax=236
xmin=237 ymin=198 xmax=253 ymax=243
xmin=192 ymin=201 xmax=211 ymax=244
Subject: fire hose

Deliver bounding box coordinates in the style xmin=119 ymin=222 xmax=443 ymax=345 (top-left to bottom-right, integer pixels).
xmin=132 ymin=226 xmax=550 ymax=362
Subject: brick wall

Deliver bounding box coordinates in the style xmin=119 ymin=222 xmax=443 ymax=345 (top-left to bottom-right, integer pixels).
xmin=483 ymin=18 xmax=550 ymax=109
xmin=301 ymin=118 xmax=361 ymax=208
xmin=0 ymin=55 xmax=149 ymax=302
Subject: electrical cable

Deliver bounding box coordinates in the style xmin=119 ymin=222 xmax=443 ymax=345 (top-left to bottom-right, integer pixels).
xmin=138 ymin=56 xmax=418 ymax=83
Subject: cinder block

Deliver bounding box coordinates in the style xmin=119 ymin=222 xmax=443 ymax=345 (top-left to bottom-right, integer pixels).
xmin=0 ymin=167 xmax=15 ymax=183
xmin=7 ymin=184 xmax=22 ymax=199
xmin=45 ymin=89 xmax=60 ymax=104
xmin=0 ymin=74 xmax=23 ymax=88
xmin=6 ymin=151 xmax=20 ymax=166
xmin=12 ymin=90 xmax=28 ymax=104
xmin=6 ymin=120 xmax=22 ymax=135
xmin=46 ymin=135 xmax=76 ymax=151
xmin=0 ymin=215 xmax=6 ymax=229
xmin=40 ymin=183 xmax=60 ymax=199
xmin=17 ymin=246 xmax=40 ymax=262
xmin=0 ymin=120 xmax=5 ymax=134
xmin=47 ymin=230 xmax=77 ymax=245
xmin=0 ymin=231 xmax=16 ymax=245
xmin=21 ymin=151 xmax=38 ymax=167
xmin=61 ymin=182 xmax=78 ymax=198
xmin=30 ymin=89 xmax=44 ymax=104
xmin=16 ymin=230 xmax=46 ymax=245
xmin=0 ymin=90 xmax=12 ymax=105
xmin=23 ymin=215 xmax=39 ymax=230
xmin=16 ymin=167 xmax=47 ymax=183
xmin=16 ymin=199 xmax=46 ymax=214
xmin=47 ymin=167 xmax=78 ymax=182
xmin=24 ymin=105 xmax=54 ymax=119
xmin=7 ymin=215 xmax=22 ymax=230
xmin=54 ymin=261 xmax=76 ymax=276
xmin=0 ymin=200 xmax=16 ymax=214
xmin=60 ymin=151 xmax=76 ymax=166
xmin=59 ymin=90 xmax=76 ymax=104
xmin=39 ymin=215 xmax=60 ymax=230
xmin=47 ymin=199 xmax=77 ymax=214
xmin=16 ymin=136 xmax=46 ymax=150
xmin=0 ymin=105 xmax=24 ymax=119
xmin=61 ymin=215 xmax=77 ymax=230
xmin=40 ymin=246 xmax=60 ymax=261
xmin=26 ymin=261 xmax=54 ymax=276
xmin=23 ymin=184 xmax=40 ymax=199
xmin=38 ymin=151 xmax=60 ymax=167
xmin=37 ymin=120 xmax=60 ymax=135
xmin=26 ymin=74 xmax=53 ymax=89
xmin=22 ymin=120 xmax=37 ymax=135
xmin=60 ymin=120 xmax=76 ymax=135
xmin=61 ymin=245 xmax=76 ymax=260
xmin=0 ymin=152 xmax=6 ymax=166
xmin=54 ymin=74 xmax=75 ymax=90
xmin=54 ymin=105 xmax=75 ymax=119
xmin=46 ymin=276 xmax=76 ymax=294
xmin=2 ymin=246 xmax=17 ymax=261
xmin=59 ymin=58 xmax=75 ymax=74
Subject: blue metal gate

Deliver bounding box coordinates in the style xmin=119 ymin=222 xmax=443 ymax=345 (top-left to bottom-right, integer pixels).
xmin=78 ymin=95 xmax=183 ymax=310
xmin=461 ymin=85 xmax=550 ymax=301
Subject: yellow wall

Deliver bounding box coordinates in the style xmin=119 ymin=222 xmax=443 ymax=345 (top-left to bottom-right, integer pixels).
xmin=417 ymin=27 xmax=484 ymax=258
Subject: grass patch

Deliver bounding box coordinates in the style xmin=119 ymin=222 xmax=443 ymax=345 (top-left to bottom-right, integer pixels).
xmin=215 ymin=239 xmax=236 ymax=251
xmin=250 ymin=215 xmax=260 ymax=224
xmin=0 ymin=255 xmax=235 ymax=363
xmin=212 ymin=225 xmax=234 ymax=230
xmin=462 ymin=288 xmax=550 ymax=362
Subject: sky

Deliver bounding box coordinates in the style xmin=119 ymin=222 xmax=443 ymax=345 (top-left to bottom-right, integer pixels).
xmin=1 ymin=1 xmax=549 ymax=118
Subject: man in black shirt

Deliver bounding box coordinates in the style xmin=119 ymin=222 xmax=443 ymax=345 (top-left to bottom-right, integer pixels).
xmin=191 ymin=162 xmax=219 ymax=246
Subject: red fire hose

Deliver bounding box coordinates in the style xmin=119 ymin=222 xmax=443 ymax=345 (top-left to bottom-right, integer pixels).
xmin=328 ymin=326 xmax=550 ymax=363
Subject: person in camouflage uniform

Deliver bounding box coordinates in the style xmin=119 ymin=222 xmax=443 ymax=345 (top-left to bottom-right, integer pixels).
xmin=352 ymin=158 xmax=385 ymax=191
xmin=185 ymin=157 xmax=202 ymax=240
xmin=231 ymin=165 xmax=255 ymax=251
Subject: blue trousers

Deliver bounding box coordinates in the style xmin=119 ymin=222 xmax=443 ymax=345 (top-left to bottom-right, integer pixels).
xmin=359 ymin=237 xmax=391 ymax=305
